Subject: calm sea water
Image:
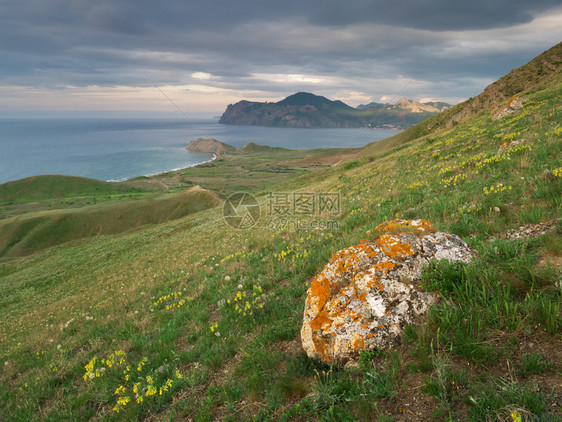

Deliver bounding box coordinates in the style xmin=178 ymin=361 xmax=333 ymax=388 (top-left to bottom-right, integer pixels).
xmin=0 ymin=118 xmax=400 ymax=184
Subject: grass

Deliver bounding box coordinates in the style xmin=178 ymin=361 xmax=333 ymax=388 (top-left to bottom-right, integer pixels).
xmin=0 ymin=49 xmax=561 ymax=421
xmin=0 ymin=186 xmax=222 ymax=258
xmin=0 ymin=146 xmax=353 ymax=258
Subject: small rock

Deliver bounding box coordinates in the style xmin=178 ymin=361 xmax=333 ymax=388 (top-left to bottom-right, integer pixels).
xmin=497 ymin=138 xmax=527 ymax=155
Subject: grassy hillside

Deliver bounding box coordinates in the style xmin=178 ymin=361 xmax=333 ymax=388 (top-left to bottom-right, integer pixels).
xmin=0 ymin=175 xmax=151 ymax=204
xmin=0 ymin=175 xmax=160 ymax=219
xmin=0 ymin=45 xmax=560 ymax=421
xmin=0 ymin=147 xmax=356 ymax=257
xmin=0 ymin=186 xmax=222 ymax=258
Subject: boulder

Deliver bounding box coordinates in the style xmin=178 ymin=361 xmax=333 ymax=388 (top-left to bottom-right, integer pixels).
xmin=492 ymin=97 xmax=523 ymax=120
xmin=301 ymin=219 xmax=472 ymax=364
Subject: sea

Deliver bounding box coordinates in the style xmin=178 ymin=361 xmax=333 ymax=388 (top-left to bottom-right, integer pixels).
xmin=0 ymin=118 xmax=400 ymax=184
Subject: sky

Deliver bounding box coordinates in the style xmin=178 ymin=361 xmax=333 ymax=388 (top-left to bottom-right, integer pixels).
xmin=1 ymin=0 xmax=561 ymax=117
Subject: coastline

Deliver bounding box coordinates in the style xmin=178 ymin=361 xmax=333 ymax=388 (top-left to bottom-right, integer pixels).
xmin=0 ymin=119 xmax=400 ymax=185
xmin=106 ymin=153 xmax=217 ymax=183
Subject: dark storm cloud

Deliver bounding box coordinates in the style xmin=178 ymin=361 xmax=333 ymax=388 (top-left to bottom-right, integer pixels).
xmin=0 ymin=0 xmax=561 ymax=110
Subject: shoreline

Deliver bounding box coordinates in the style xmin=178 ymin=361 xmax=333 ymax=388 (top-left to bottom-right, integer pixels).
xmin=105 ymin=153 xmax=217 ymax=183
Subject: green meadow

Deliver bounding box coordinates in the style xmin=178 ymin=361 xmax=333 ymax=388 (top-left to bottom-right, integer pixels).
xmin=0 ymin=45 xmax=560 ymax=421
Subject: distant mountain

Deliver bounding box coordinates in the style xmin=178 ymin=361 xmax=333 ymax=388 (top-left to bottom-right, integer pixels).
xmin=356 ymin=102 xmax=384 ymax=110
xmin=357 ymin=98 xmax=450 ymax=113
xmin=219 ymin=92 xmax=450 ymax=129
xmin=421 ymin=101 xmax=450 ymax=111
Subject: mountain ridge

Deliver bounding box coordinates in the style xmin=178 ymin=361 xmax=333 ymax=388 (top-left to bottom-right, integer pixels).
xmin=358 ymin=97 xmax=450 ymax=113
xmin=219 ymin=92 xmax=449 ymax=129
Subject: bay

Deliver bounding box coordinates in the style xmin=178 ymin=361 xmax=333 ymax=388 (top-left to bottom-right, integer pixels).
xmin=0 ymin=118 xmax=400 ymax=184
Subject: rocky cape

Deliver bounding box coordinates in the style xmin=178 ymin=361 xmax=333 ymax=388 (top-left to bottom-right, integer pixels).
xmin=186 ymin=138 xmax=235 ymax=157
xmin=186 ymin=138 xmax=289 ymax=158
xmin=219 ymin=92 xmax=450 ymax=129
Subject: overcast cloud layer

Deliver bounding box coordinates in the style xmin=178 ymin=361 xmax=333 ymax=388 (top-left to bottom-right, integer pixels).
xmin=1 ymin=0 xmax=561 ymax=115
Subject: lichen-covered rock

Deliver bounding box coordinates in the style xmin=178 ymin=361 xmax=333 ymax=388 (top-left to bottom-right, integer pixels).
xmin=301 ymin=219 xmax=472 ymax=364
xmin=492 ymin=97 xmax=523 ymax=120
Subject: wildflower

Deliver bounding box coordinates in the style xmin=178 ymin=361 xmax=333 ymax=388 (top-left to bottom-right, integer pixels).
xmin=116 ymin=396 xmax=130 ymax=407
xmin=133 ymin=383 xmax=141 ymax=395
xmin=137 ymin=357 xmax=148 ymax=371
xmin=511 ymin=410 xmax=522 ymax=422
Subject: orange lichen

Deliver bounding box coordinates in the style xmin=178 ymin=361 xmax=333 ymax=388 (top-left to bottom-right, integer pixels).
xmin=312 ymin=331 xmax=335 ymax=362
xmin=353 ymin=335 xmax=365 ymax=351
xmin=310 ymin=315 xmax=333 ymax=331
xmin=308 ymin=275 xmax=331 ymax=309
xmin=371 ymin=261 xmax=395 ymax=274
xmin=507 ymin=96 xmax=519 ymax=106
xmin=308 ymin=273 xmax=335 ymax=354
xmin=375 ymin=234 xmax=413 ymax=259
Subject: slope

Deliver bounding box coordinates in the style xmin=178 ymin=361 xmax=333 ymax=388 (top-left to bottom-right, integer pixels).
xmin=0 ymin=44 xmax=560 ymax=421
xmin=0 ymin=186 xmax=222 ymax=258
xmin=0 ymin=174 xmax=160 ymax=219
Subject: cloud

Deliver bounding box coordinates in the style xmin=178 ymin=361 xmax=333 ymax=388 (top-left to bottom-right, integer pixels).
xmin=0 ymin=1 xmax=561 ymax=113
xmin=191 ymin=72 xmax=213 ymax=81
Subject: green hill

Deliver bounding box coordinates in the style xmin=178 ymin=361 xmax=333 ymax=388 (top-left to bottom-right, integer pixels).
xmin=0 ymin=186 xmax=222 ymax=258
xmin=0 ymin=174 xmax=156 ymax=205
xmin=0 ymin=43 xmax=560 ymax=421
